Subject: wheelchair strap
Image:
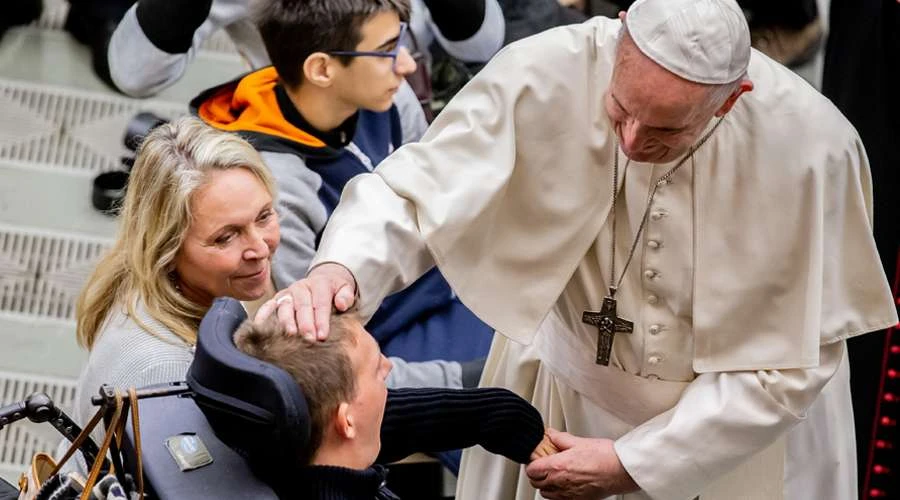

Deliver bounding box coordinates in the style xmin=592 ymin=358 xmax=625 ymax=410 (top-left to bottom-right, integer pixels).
xmin=49 ymin=403 xmax=107 ymax=479
xmin=128 ymin=387 xmax=144 ymax=499
xmin=81 ymin=392 xmax=125 ymax=500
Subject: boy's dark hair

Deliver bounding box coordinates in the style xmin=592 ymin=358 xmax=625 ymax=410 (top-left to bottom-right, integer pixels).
xmin=234 ymin=307 xmax=361 ymax=464
xmin=256 ymin=0 xmax=411 ymax=88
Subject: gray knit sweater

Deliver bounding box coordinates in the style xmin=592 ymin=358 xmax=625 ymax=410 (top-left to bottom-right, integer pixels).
xmin=72 ymin=300 xmax=195 ymax=445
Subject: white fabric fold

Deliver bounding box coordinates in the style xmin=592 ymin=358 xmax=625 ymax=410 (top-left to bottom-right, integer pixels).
xmin=313 ymin=17 xmax=896 ymax=372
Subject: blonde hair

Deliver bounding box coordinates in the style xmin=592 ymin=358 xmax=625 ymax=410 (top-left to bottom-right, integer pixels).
xmin=76 ymin=117 xmax=276 ymax=349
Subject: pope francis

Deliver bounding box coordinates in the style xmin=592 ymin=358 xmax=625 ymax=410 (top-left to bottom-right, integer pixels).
xmin=260 ymin=0 xmax=899 ymax=498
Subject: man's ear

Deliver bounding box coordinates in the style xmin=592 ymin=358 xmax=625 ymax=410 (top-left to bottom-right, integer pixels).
xmin=715 ymin=79 xmax=754 ymax=117
xmin=303 ymin=52 xmax=336 ymax=89
xmin=334 ymin=402 xmax=356 ymax=440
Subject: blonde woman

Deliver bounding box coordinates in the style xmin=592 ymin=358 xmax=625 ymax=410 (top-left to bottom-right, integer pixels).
xmin=73 ymin=116 xmax=280 ymax=427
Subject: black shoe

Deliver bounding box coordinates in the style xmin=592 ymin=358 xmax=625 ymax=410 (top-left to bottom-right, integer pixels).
xmin=64 ymin=0 xmax=133 ymax=89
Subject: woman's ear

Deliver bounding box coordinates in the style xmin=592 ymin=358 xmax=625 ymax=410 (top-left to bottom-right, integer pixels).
xmin=303 ymin=53 xmax=336 ymax=89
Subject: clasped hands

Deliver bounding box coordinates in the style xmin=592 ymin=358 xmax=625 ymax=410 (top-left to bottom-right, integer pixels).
xmin=257 ymin=263 xmax=640 ymax=499
xmin=527 ymin=430 xmax=640 ymax=499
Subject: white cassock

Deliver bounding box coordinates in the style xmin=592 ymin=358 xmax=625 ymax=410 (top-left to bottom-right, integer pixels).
xmin=312 ymin=17 xmax=899 ymax=500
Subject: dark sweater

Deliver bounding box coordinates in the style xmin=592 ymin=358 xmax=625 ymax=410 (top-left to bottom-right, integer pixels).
xmin=293 ymin=387 xmax=546 ymax=499
xmin=296 ymin=465 xmax=398 ymax=500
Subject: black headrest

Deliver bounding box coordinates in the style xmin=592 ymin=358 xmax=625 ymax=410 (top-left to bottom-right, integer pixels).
xmin=187 ymin=298 xmax=311 ymax=488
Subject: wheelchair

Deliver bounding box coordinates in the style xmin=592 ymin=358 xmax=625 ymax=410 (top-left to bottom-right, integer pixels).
xmin=122 ymin=297 xmax=305 ymax=498
xmin=0 ymin=297 xmax=311 ymax=499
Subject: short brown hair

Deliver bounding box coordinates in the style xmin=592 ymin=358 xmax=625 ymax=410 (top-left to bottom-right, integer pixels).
xmin=234 ymin=308 xmax=361 ymax=464
xmin=255 ymin=0 xmax=411 ymax=87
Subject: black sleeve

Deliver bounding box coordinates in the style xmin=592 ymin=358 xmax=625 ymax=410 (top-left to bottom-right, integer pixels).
xmin=136 ymin=0 xmax=214 ymax=54
xmin=376 ymin=387 xmax=544 ymax=465
xmin=421 ymin=0 xmax=486 ymax=41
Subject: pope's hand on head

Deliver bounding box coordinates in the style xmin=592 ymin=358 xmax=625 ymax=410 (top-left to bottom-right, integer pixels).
xmin=525 ymin=429 xmax=639 ymax=499
xmin=254 ymin=262 xmax=357 ymax=341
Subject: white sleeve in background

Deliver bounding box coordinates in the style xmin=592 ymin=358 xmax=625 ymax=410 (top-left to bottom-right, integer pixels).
xmin=615 ymin=341 xmax=846 ymax=500
xmin=108 ymin=0 xmax=255 ymax=97
xmin=411 ymin=0 xmax=505 ymax=63
xmin=386 ymin=357 xmax=462 ymax=389
xmin=108 ymin=5 xmax=191 ymax=97
xmin=394 ymin=82 xmax=429 ymax=144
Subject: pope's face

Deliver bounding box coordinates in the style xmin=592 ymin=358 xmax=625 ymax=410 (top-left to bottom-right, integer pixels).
xmin=605 ymin=33 xmax=719 ymax=164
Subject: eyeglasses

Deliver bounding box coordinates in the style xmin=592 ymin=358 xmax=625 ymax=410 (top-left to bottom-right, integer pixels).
xmin=327 ymin=22 xmax=413 ymax=71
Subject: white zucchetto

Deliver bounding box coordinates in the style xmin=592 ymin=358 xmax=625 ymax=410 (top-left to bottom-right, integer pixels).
xmin=625 ymin=0 xmax=751 ymax=84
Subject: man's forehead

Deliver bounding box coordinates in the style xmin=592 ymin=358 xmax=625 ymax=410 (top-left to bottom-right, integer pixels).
xmin=343 ymin=324 xmax=380 ymax=376
xmin=612 ymin=45 xmax=711 ymax=126
xmin=357 ymin=11 xmax=401 ymax=49
xmin=341 ymin=318 xmax=377 ymax=354
xmin=338 ymin=317 xmax=364 ymax=342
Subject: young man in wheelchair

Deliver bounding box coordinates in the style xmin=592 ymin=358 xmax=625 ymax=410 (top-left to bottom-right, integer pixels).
xmin=234 ymin=309 xmax=558 ymax=499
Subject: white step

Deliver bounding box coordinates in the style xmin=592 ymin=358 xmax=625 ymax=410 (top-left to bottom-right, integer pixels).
xmin=0 ymin=315 xmax=85 ymax=379
xmin=0 ymin=165 xmax=118 ymax=239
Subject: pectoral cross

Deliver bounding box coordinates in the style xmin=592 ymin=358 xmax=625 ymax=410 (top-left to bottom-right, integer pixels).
xmin=582 ymin=289 xmax=633 ymax=366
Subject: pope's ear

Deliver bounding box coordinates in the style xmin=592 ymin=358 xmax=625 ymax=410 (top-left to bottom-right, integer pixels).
xmin=303 ymin=52 xmax=336 ymax=88
xmin=715 ymin=79 xmax=754 ymax=117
